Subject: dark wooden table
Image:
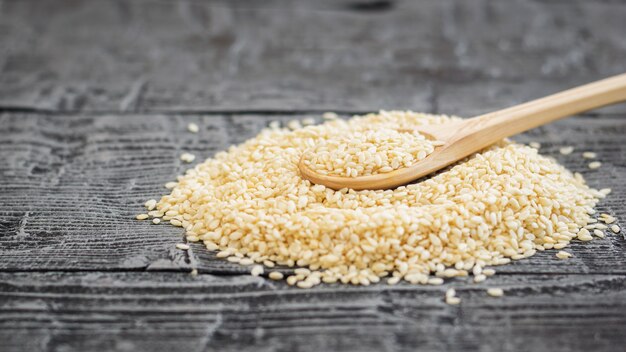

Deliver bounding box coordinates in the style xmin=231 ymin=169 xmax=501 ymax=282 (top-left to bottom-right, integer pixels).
xmin=1 ymin=1 xmax=625 ymax=351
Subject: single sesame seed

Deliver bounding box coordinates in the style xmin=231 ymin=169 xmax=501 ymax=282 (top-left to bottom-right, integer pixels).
xmin=190 ymin=268 xmax=198 ymax=277
xmin=556 ymin=251 xmax=572 ymax=259
xmin=176 ymin=243 xmax=190 ymax=250
xmin=240 ymin=258 xmax=254 ymax=266
xmin=180 ymin=153 xmax=196 ymax=163
xmin=611 ymin=225 xmax=621 ymax=233
xmin=136 ymin=214 xmax=149 ymax=220
xmin=445 ymin=288 xmax=456 ymax=298
xmin=251 ymin=265 xmax=264 ymax=277
xmin=559 ymin=146 xmax=574 ymax=155
xmin=529 ymin=142 xmax=541 ymax=149
xmin=483 ymin=269 xmax=496 ymax=276
xmin=144 ymin=199 xmax=157 ymax=210
xmin=152 ymin=218 xmax=161 ymax=224
xmin=487 ymin=288 xmax=504 ymax=297
xmin=322 ymin=112 xmax=338 ymax=120
xmin=269 ymin=271 xmax=284 ymax=280
xmin=588 ymin=161 xmax=602 ymax=169
xmin=582 ymin=152 xmax=596 ymax=159
xmin=302 ymin=118 xmax=316 ymax=126
xmin=187 ymin=123 xmax=199 ymax=133
xmin=474 ymin=274 xmax=487 ymax=283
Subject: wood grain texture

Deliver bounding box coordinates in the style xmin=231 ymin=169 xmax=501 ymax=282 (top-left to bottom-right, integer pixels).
xmin=0 ymin=0 xmax=625 ymax=114
xmin=1 ymin=271 xmax=626 ymax=352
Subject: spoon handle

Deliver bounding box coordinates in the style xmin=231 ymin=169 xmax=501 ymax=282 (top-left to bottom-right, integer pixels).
xmin=454 ymin=73 xmax=626 ymax=150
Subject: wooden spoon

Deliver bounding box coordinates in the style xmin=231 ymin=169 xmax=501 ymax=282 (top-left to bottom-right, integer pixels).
xmin=299 ymin=73 xmax=626 ymax=190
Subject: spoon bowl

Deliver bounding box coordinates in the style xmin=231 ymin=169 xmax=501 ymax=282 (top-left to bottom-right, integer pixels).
xmin=299 ymin=73 xmax=626 ymax=190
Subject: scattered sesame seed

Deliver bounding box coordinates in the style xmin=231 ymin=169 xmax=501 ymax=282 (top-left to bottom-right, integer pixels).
xmin=187 ymin=123 xmax=199 ymax=133
xmin=180 ymin=153 xmax=196 ymax=163
xmin=582 ymin=152 xmax=597 ymax=159
xmin=529 ymin=142 xmax=541 ymax=149
xmin=165 ymin=182 xmax=178 ymax=189
xmin=556 ymin=251 xmax=572 ymax=259
xmin=176 ymin=243 xmax=190 ymax=250
xmin=559 ymin=146 xmax=574 ymax=155
xmin=611 ymin=225 xmax=621 ymax=233
xmin=588 ymin=161 xmax=602 ymax=169
xmin=577 ymin=228 xmax=593 ymax=242
xmin=387 ymin=276 xmax=400 ymax=285
xmin=287 ymin=120 xmax=302 ymax=130
xmin=269 ymin=121 xmax=281 ymax=130
xmin=269 ymin=271 xmax=284 ymax=280
xmin=427 ymin=278 xmax=444 ymax=285
xmin=445 ymin=288 xmax=456 ymax=298
xmin=322 ymin=112 xmax=338 ymax=120
xmin=144 ymin=199 xmax=157 ymax=210
xmin=152 ymin=218 xmax=161 ymax=224
xmin=302 ymin=118 xmax=316 ymax=126
xmin=136 ymin=214 xmax=149 ymax=220
xmin=487 ymin=288 xmax=504 ymax=297
xmin=593 ymin=229 xmax=605 ymax=238
xmin=239 ymin=258 xmax=254 ymax=266
xmin=474 ymin=274 xmax=487 ymax=283
xmin=483 ymin=269 xmax=496 ymax=276
xmin=251 ymin=265 xmax=264 ymax=277
xmin=190 ymin=268 xmax=198 ymax=277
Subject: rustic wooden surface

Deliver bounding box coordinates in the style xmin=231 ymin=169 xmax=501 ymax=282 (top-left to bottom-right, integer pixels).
xmin=1 ymin=1 xmax=625 ymax=351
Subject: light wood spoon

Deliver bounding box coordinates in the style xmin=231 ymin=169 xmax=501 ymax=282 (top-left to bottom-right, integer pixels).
xmin=300 ymin=73 xmax=626 ymax=190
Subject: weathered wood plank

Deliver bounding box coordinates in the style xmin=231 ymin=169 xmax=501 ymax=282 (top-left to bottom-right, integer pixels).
xmin=0 ymin=113 xmax=624 ymax=274
xmin=1 ymin=271 xmax=625 ymax=352
xmin=0 ymin=0 xmax=624 ymax=113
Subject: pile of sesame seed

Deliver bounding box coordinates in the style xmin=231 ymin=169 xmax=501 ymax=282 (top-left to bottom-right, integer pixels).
xmin=138 ymin=111 xmax=616 ymax=289
xmin=302 ymin=128 xmax=438 ymax=177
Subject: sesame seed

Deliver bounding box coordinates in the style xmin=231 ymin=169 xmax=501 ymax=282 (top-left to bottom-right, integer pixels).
xmin=445 ymin=288 xmax=456 ymax=298
xmin=529 ymin=142 xmax=541 ymax=149
xmin=239 ymin=258 xmax=254 ymax=266
xmin=593 ymin=229 xmax=605 ymax=238
xmin=176 ymin=243 xmax=190 ymax=250
xmin=180 ymin=153 xmax=196 ymax=163
xmin=556 ymin=251 xmax=572 ymax=259
xmin=322 ymin=112 xmax=338 ymax=120
xmin=474 ymin=274 xmax=487 ymax=283
xmin=487 ymin=288 xmax=504 ymax=297
xmin=387 ymin=276 xmax=400 ymax=285
xmin=582 ymin=152 xmax=596 ymax=159
xmin=302 ymin=118 xmax=316 ymax=126
xmin=152 ymin=218 xmax=161 ymax=224
xmin=136 ymin=214 xmax=149 ymax=220
xmin=251 ymin=265 xmax=264 ymax=277
xmin=190 ymin=268 xmax=198 ymax=277
xmin=483 ymin=269 xmax=496 ymax=276
xmin=165 ymin=182 xmax=178 ymax=189
xmin=187 ymin=123 xmax=199 ymax=133
xmin=588 ymin=161 xmax=602 ymax=169
xmin=144 ymin=199 xmax=157 ymax=210
xmin=559 ymin=146 xmax=574 ymax=155
xmin=269 ymin=121 xmax=281 ymax=130
xmin=611 ymin=225 xmax=621 ymax=233
xmin=269 ymin=271 xmax=284 ymax=280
